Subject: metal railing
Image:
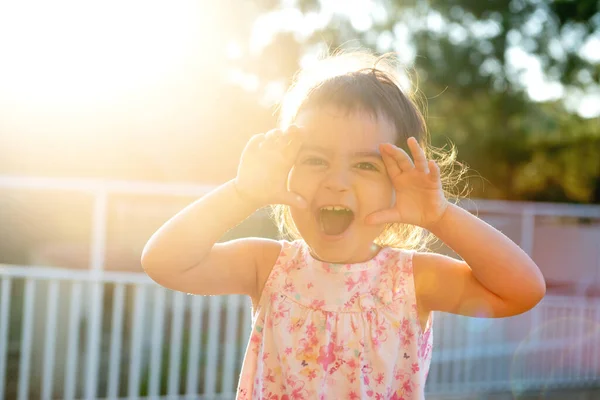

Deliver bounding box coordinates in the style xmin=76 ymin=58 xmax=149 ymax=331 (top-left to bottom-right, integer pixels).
xmin=1 ymin=175 xmax=600 ymax=399
xmin=0 ymin=265 xmax=599 ymax=399
xmin=0 ymin=265 xmax=251 ymax=399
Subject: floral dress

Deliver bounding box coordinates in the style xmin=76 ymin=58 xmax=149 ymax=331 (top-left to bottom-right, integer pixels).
xmin=236 ymin=240 xmax=434 ymax=400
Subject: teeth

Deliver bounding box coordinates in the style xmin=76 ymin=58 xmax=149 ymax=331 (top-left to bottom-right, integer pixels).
xmin=321 ymin=206 xmax=351 ymax=212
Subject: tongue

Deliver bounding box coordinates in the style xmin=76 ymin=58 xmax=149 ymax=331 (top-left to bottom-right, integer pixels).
xmin=319 ymin=210 xmax=354 ymax=236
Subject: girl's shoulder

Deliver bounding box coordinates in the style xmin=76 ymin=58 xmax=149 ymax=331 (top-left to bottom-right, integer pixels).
xmin=254 ymin=238 xmax=301 ymax=306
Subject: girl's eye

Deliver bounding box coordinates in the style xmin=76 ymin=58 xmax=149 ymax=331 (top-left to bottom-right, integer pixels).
xmin=356 ymin=162 xmax=379 ymax=171
xmin=303 ymin=157 xmax=327 ymax=166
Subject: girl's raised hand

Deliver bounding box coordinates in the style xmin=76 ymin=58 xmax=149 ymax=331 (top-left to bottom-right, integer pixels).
xmin=234 ymin=126 xmax=308 ymax=209
xmin=365 ymin=137 xmax=449 ymax=229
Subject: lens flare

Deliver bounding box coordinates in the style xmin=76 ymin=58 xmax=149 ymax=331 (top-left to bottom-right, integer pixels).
xmin=509 ymin=315 xmax=600 ymax=397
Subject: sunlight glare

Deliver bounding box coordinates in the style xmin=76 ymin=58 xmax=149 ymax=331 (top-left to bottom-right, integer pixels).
xmin=0 ymin=1 xmax=202 ymax=108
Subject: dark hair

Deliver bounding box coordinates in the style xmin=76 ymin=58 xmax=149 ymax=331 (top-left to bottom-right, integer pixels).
xmin=294 ymin=68 xmax=426 ymax=154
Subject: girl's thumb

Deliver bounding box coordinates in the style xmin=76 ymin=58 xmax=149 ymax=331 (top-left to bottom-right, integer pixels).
xmin=277 ymin=191 xmax=308 ymax=209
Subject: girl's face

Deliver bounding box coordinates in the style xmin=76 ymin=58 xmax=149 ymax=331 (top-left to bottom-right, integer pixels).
xmin=289 ymin=106 xmax=397 ymax=264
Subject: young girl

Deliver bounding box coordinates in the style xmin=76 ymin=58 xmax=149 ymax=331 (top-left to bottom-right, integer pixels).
xmin=141 ymin=51 xmax=546 ymax=400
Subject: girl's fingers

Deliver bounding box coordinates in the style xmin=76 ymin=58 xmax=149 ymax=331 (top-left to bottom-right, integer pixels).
xmin=381 ymin=147 xmax=402 ymax=179
xmin=285 ymin=124 xmax=303 ymax=138
xmin=365 ymin=208 xmax=401 ymax=225
xmin=407 ymin=137 xmax=429 ymax=173
xmin=246 ymin=133 xmax=265 ymax=152
xmin=260 ymin=129 xmax=283 ymax=149
xmin=383 ymin=143 xmax=414 ymax=172
xmin=429 ymin=160 xmax=440 ymax=181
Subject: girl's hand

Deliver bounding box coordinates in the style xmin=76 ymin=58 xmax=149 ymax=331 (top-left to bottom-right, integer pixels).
xmin=234 ymin=126 xmax=308 ymax=209
xmin=365 ymin=137 xmax=449 ymax=229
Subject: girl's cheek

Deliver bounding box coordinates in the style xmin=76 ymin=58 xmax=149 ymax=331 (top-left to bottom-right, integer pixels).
xmin=288 ymin=168 xmax=313 ymax=196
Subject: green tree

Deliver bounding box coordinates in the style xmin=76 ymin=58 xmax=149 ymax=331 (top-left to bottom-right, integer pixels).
xmin=240 ymin=0 xmax=600 ymax=202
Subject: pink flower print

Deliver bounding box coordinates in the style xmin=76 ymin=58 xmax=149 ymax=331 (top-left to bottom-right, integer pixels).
xmin=310 ymin=335 xmax=319 ymax=347
xmin=317 ymin=342 xmax=336 ymax=370
xmin=411 ymin=362 xmax=420 ymax=373
xmin=334 ymin=339 xmax=345 ymax=354
xmin=345 ymin=276 xmax=358 ymax=291
xmin=390 ymin=392 xmax=405 ymax=400
xmin=402 ymin=379 xmax=413 ymax=393
xmin=305 ymin=322 xmax=316 ymax=337
xmin=326 ymin=316 xmax=333 ymax=332
xmin=289 ymin=381 xmax=308 ymax=400
xmin=272 ymin=302 xmax=290 ymax=322
xmin=418 ymin=329 xmax=432 ymax=357
xmin=348 ymin=391 xmax=360 ymax=400
xmin=283 ymin=279 xmax=295 ymax=293
xmin=347 ymin=358 xmax=358 ymax=370
xmin=397 ymin=276 xmax=406 ymax=287
xmin=400 ymin=318 xmax=410 ymax=332
xmin=265 ymin=368 xmax=275 ymax=383
xmin=372 ymin=336 xmax=381 ymax=347
xmin=285 ymin=347 xmax=292 ymax=356
xmin=393 ymin=367 xmax=403 ymax=381
xmin=401 ymin=335 xmax=412 ymax=347
xmin=347 ymin=372 xmax=357 ymax=383
xmin=296 ymin=338 xmax=314 ymax=359
xmin=375 ymin=373 xmax=384 ymax=385
xmin=350 ymin=318 xmax=358 ymax=334
xmin=310 ymin=299 xmax=325 ymax=309
xmin=358 ymin=270 xmax=369 ymax=284
xmin=287 ymin=319 xmax=301 ymax=334
xmin=285 ymin=374 xmax=298 ymax=388
xmin=375 ymin=320 xmax=387 ymax=341
xmin=361 ymin=364 xmax=373 ymax=386
xmin=307 ymin=282 xmax=314 ymax=289
xmin=367 ymin=389 xmax=374 ymax=397
xmin=250 ymin=332 xmax=261 ymax=347
xmin=401 ymin=263 xmax=411 ymax=275
xmin=307 ymin=369 xmax=317 ymax=380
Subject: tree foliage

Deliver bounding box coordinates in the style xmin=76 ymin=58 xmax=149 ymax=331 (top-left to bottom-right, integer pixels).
xmin=244 ymin=0 xmax=600 ymax=203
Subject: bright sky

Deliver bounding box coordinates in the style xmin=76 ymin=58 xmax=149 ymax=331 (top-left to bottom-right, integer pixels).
xmin=0 ymin=1 xmax=204 ymax=110
xmin=0 ymin=0 xmax=598 ymax=119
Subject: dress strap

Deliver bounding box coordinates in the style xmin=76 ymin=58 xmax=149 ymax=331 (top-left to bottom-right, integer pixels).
xmin=258 ymin=240 xmax=303 ymax=303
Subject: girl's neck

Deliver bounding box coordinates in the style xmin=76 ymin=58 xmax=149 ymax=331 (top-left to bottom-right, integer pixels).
xmin=307 ymin=242 xmax=383 ymax=264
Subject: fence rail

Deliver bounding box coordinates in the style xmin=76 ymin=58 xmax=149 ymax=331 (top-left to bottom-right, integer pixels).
xmin=1 ymin=175 xmax=600 ymax=399
xmin=1 ymin=264 xmax=600 ymax=399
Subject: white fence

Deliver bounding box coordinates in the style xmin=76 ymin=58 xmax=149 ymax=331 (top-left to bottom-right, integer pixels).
xmin=0 ymin=265 xmax=251 ymax=400
xmin=0 ymin=175 xmax=600 ymax=399
xmin=0 ymin=265 xmax=599 ymax=399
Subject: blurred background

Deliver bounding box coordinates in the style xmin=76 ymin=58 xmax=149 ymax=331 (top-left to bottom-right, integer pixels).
xmin=0 ymin=0 xmax=599 ymax=399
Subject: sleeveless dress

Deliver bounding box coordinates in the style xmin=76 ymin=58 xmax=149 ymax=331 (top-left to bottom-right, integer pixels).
xmin=236 ymin=240 xmax=434 ymax=400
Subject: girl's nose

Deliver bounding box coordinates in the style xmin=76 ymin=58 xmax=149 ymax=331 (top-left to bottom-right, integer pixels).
xmin=323 ymin=168 xmax=351 ymax=192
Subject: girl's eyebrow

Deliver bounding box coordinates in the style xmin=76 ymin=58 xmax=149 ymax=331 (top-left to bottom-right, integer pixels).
xmin=300 ymin=145 xmax=383 ymax=160
xmin=300 ymin=145 xmax=331 ymax=155
xmin=352 ymin=150 xmax=383 ymax=160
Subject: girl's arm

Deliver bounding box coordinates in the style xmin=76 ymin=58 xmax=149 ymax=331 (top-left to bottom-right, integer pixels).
xmin=415 ymin=203 xmax=546 ymax=318
xmin=367 ymin=137 xmax=545 ymax=318
xmin=141 ymin=127 xmax=306 ymax=302
xmin=141 ymin=179 xmax=274 ymax=299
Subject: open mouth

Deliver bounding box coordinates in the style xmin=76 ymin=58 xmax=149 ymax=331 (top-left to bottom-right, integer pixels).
xmin=318 ymin=206 xmax=355 ymax=236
